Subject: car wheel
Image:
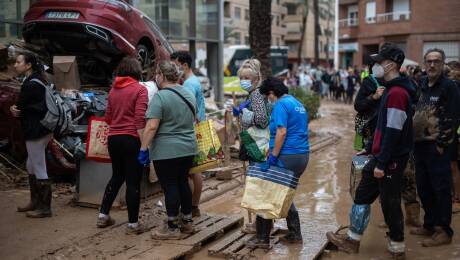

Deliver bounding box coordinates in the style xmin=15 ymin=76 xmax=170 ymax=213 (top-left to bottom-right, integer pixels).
xmin=136 ymin=44 xmax=150 ymax=68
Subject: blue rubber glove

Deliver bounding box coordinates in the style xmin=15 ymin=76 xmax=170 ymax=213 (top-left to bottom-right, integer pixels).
xmin=137 ymin=149 xmax=150 ymax=166
xmin=232 ymin=100 xmax=251 ymax=117
xmin=260 ymin=154 xmax=285 ymax=172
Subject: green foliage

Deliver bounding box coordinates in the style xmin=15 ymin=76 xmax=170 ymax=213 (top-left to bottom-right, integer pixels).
xmin=289 ymin=87 xmax=321 ymax=121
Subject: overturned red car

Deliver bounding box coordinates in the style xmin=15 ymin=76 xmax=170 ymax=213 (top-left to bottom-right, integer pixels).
xmin=22 ymin=0 xmax=173 ymax=84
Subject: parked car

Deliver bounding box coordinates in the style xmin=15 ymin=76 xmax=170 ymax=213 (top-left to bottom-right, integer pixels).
xmin=22 ymin=0 xmax=173 ymax=85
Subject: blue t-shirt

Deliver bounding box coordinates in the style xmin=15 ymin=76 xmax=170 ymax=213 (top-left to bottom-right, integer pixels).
xmin=183 ymin=75 xmax=206 ymax=122
xmin=269 ymin=95 xmax=309 ymax=155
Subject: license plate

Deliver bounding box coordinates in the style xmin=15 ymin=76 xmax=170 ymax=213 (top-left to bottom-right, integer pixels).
xmin=46 ymin=11 xmax=80 ymax=19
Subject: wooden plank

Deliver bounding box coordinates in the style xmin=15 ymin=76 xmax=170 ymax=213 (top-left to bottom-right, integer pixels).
xmin=128 ymin=243 xmax=194 ymax=260
xmin=193 ymin=214 xmax=212 ymax=225
xmin=208 ymin=230 xmax=246 ymax=256
xmin=169 ymin=215 xmax=244 ymax=247
xmin=195 ymin=215 xmax=224 ymax=230
xmin=231 ymin=236 xmax=279 ymax=259
xmin=222 ymin=234 xmax=254 ymax=257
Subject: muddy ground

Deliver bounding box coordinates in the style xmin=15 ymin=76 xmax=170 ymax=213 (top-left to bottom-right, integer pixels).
xmin=0 ymin=101 xmax=459 ymax=260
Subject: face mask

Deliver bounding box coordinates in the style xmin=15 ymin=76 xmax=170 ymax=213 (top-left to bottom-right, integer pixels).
xmin=240 ymin=79 xmax=252 ymax=91
xmin=372 ymin=64 xmax=385 ymax=78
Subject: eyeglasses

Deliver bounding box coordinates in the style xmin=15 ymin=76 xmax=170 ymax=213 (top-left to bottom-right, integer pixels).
xmin=424 ymin=60 xmax=443 ymax=66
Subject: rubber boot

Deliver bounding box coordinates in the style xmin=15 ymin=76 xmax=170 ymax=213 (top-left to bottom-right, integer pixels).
xmin=245 ymin=216 xmax=271 ymax=249
xmin=281 ymin=208 xmax=303 ymax=243
xmin=17 ymin=175 xmax=38 ymax=212
xmin=404 ymin=203 xmax=422 ymax=227
xmin=26 ymin=179 xmax=52 ymax=218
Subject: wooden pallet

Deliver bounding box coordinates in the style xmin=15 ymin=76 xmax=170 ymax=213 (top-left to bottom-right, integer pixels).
xmin=208 ymin=227 xmax=281 ymax=259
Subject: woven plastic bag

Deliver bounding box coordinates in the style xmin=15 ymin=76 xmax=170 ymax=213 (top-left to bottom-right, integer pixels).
xmin=240 ymin=164 xmax=299 ymax=219
xmin=86 ymin=116 xmax=111 ymax=163
xmin=190 ymin=120 xmax=224 ymax=174
xmin=239 ymin=127 xmax=269 ymax=162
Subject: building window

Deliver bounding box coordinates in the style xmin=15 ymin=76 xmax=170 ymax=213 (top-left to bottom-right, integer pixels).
xmin=276 ymin=38 xmax=280 ymax=46
xmin=276 ymin=16 xmax=280 ymax=26
xmin=244 ymin=9 xmax=249 ymax=20
xmin=286 ymin=3 xmax=297 ymax=15
xmin=347 ymin=5 xmax=358 ymax=26
xmin=224 ymin=2 xmax=231 ymax=18
xmin=245 ymin=35 xmax=249 ymax=45
xmin=366 ymin=1 xmax=376 ymax=23
xmin=235 ymin=7 xmax=241 ymax=20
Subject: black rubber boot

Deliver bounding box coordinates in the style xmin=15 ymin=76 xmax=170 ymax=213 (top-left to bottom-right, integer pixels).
xmin=17 ymin=175 xmax=38 ymax=212
xmin=245 ymin=216 xmax=271 ymax=249
xmin=282 ymin=205 xmax=303 ymax=243
xmin=26 ymin=179 xmax=52 ymax=218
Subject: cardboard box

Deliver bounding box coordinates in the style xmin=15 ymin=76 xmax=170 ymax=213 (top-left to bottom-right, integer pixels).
xmin=0 ymin=44 xmax=7 ymax=70
xmin=53 ymin=56 xmax=80 ymax=90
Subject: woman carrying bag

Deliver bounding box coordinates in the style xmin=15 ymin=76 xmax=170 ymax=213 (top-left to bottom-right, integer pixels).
xmin=138 ymin=61 xmax=197 ymax=240
xmin=247 ymin=77 xmax=310 ymax=248
xmin=96 ymin=57 xmax=148 ymax=234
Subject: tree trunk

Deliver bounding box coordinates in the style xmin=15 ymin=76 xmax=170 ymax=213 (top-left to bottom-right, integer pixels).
xmin=249 ymin=0 xmax=272 ymax=78
xmin=297 ymin=16 xmax=307 ymax=66
xmin=313 ymin=0 xmax=320 ymax=66
xmin=297 ymin=1 xmax=309 ymax=66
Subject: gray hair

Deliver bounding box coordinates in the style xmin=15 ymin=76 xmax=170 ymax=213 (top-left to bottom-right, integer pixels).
xmin=424 ymin=48 xmax=446 ymax=62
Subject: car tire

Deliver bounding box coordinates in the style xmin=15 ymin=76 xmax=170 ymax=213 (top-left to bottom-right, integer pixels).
xmin=136 ymin=44 xmax=150 ymax=68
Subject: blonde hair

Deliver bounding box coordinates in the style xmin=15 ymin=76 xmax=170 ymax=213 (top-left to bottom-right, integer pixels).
xmin=237 ymin=58 xmax=262 ymax=83
xmin=157 ymin=60 xmax=181 ymax=82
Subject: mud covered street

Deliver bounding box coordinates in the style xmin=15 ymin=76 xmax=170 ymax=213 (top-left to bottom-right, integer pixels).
xmin=1 ymin=101 xmax=459 ymax=260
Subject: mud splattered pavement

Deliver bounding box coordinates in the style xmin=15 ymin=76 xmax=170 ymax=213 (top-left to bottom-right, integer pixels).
xmin=0 ymin=101 xmax=459 ymax=259
xmin=196 ymin=101 xmax=460 ymax=260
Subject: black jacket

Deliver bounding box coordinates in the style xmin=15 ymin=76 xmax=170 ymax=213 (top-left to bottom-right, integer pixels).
xmin=16 ymin=73 xmax=51 ymax=140
xmin=366 ymin=75 xmax=417 ymax=169
xmin=413 ymin=74 xmax=460 ymax=148
xmin=354 ymin=76 xmax=383 ymax=135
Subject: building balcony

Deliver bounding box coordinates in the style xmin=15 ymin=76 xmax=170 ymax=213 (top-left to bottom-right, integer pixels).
xmin=339 ymin=18 xmax=359 ymax=40
xmin=285 ymin=32 xmax=301 ymax=41
xmin=284 ymin=14 xmax=303 ymax=23
xmin=376 ymin=11 xmax=411 ymax=23
xmin=339 ymin=18 xmax=358 ymax=27
xmin=339 ymin=0 xmax=358 ymax=5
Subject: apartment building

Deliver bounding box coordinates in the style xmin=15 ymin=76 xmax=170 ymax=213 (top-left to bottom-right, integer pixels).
xmin=283 ymin=0 xmax=336 ymax=67
xmin=339 ymin=0 xmax=460 ymax=69
xmin=223 ymin=0 xmax=287 ymax=46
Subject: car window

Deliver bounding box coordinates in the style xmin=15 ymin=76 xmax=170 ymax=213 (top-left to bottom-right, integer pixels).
xmin=142 ymin=17 xmax=174 ymax=53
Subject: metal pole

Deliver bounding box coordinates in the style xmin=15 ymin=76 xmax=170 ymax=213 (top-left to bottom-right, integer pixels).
xmin=215 ymin=0 xmax=224 ymax=107
xmin=334 ymin=0 xmax=339 ymax=70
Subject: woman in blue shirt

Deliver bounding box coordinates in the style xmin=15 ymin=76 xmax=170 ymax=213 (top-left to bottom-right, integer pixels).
xmin=250 ymin=77 xmax=310 ymax=247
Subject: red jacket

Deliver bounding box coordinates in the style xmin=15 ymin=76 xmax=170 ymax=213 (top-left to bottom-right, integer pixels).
xmin=105 ymin=76 xmax=148 ymax=138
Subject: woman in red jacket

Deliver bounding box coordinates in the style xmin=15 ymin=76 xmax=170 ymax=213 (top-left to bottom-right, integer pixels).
xmin=96 ymin=57 xmax=148 ymax=235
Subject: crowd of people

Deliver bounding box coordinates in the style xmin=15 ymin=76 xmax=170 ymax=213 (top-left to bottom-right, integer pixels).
xmin=327 ymin=43 xmax=460 ymax=259
xmin=9 ymin=42 xmax=460 ymax=259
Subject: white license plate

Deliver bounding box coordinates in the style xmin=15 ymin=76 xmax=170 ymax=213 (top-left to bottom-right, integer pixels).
xmin=46 ymin=11 xmax=80 ymax=19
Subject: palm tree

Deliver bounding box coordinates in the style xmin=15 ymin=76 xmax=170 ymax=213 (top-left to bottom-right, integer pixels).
xmin=297 ymin=0 xmax=310 ymax=66
xmin=249 ymin=0 xmax=272 ymax=78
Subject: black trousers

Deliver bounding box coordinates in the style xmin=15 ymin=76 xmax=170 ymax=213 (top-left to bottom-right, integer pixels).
xmin=100 ymin=135 xmax=142 ymax=223
xmin=153 ymin=156 xmax=194 ymax=219
xmin=354 ymin=156 xmax=408 ymax=242
xmin=414 ymin=142 xmax=453 ymax=236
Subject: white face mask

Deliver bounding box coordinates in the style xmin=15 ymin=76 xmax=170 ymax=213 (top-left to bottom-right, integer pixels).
xmin=240 ymin=79 xmax=252 ymax=91
xmin=372 ymin=63 xmax=393 ymax=78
